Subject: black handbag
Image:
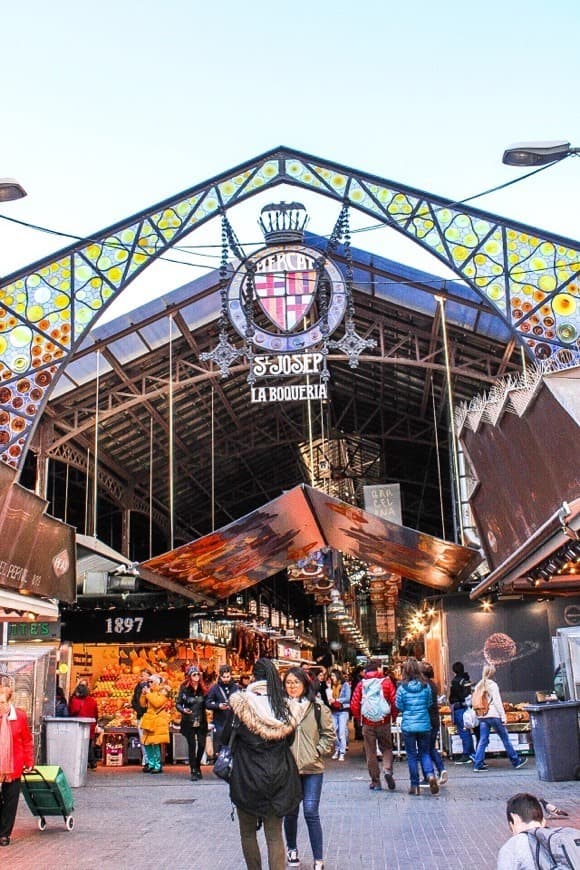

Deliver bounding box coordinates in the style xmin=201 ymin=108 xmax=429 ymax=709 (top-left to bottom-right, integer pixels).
xmin=213 ymin=717 xmax=239 ymax=782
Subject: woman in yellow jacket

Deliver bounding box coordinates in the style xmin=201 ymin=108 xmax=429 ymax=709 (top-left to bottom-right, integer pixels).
xmin=283 ymin=667 xmax=335 ymax=870
xmin=140 ymin=674 xmax=171 ymax=774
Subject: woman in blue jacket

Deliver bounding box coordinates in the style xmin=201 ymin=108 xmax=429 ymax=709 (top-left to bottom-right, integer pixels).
xmin=395 ymin=658 xmax=439 ymax=796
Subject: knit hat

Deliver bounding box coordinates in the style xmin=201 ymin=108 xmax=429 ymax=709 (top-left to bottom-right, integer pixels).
xmin=186 ymin=666 xmax=200 ymax=677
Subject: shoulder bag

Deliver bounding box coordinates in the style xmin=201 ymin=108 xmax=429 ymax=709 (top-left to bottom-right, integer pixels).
xmin=213 ymin=717 xmax=239 ymax=782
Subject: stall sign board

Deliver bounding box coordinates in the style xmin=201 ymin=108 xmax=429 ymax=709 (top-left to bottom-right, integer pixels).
xmin=62 ymin=608 xmax=190 ymax=643
xmin=363 ymin=484 xmax=402 ymax=525
xmin=8 ymin=621 xmax=60 ymax=641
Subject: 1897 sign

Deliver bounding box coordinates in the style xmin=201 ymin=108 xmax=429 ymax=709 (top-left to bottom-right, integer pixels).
xmin=62 ymin=609 xmax=189 ymax=643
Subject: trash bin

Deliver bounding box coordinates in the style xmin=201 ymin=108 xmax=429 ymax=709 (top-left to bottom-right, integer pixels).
xmin=44 ymin=717 xmax=94 ymax=787
xmin=525 ymin=700 xmax=580 ymax=781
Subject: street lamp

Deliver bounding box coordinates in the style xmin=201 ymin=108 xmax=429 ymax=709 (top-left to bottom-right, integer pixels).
xmin=502 ymin=141 xmax=579 ymax=167
xmin=0 ymin=178 xmax=26 ymax=202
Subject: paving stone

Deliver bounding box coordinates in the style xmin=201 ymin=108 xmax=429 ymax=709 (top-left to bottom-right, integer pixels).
xmin=6 ymin=752 xmax=580 ymax=869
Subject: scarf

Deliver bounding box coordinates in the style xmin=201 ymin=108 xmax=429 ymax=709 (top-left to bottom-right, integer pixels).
xmin=0 ymin=709 xmax=14 ymax=779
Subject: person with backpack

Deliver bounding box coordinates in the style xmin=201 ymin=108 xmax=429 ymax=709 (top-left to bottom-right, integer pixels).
xmin=449 ymin=660 xmax=476 ymax=764
xmin=395 ymin=657 xmax=439 ymax=795
xmin=472 ymin=665 xmax=528 ymax=772
xmin=283 ymin=667 xmax=335 ymax=870
xmin=497 ymin=792 xmax=580 ymax=869
xmin=350 ymin=659 xmax=397 ymax=791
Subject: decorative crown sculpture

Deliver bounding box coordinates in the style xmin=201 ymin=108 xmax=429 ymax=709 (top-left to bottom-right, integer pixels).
xmin=258 ymin=201 xmax=309 ymax=245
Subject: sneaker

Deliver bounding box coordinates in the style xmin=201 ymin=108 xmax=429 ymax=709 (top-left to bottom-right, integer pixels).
xmin=338 ymin=754 xmax=345 ymax=762
xmin=514 ymin=757 xmax=528 ymax=770
xmin=473 ymin=764 xmax=489 ymax=772
xmin=313 ymin=862 xmax=325 ymax=870
xmin=439 ymin=770 xmax=448 ymax=785
xmin=287 ymin=848 xmax=300 ymax=867
xmin=384 ymin=770 xmax=396 ymax=791
xmin=369 ymin=782 xmax=381 ymax=791
xmin=454 ymin=756 xmax=471 ymax=764
xmin=331 ymin=751 xmax=339 ymax=760
xmin=419 ymin=779 xmax=430 ymax=788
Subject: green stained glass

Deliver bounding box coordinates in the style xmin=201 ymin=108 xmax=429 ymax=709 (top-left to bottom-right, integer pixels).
xmin=0 ymin=146 xmax=579 ymax=467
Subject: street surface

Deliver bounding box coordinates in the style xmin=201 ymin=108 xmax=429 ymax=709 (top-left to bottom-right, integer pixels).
xmin=9 ymin=750 xmax=580 ymax=869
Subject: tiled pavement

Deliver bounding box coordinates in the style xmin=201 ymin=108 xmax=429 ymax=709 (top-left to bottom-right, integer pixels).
xmin=6 ymin=748 xmax=580 ymax=870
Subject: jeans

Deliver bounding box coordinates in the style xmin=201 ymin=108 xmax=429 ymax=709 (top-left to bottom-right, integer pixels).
xmin=403 ymin=731 xmax=434 ymax=787
xmin=453 ymin=706 xmax=475 ymax=757
xmin=362 ymin=721 xmax=394 ymax=784
xmin=332 ymin=711 xmax=349 ymax=755
xmin=421 ymin=725 xmax=445 ymax=777
xmin=284 ymin=773 xmax=323 ymax=862
xmin=474 ymin=717 xmax=520 ymax=768
xmin=238 ymin=807 xmax=285 ymax=870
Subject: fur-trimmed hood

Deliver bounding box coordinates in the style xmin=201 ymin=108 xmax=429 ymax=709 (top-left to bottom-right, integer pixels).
xmin=229 ymin=680 xmax=295 ymax=741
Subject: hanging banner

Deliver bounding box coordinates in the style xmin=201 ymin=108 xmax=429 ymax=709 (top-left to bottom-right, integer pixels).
xmin=363 ymin=484 xmax=402 ymax=525
xmin=0 ymin=462 xmax=75 ymax=603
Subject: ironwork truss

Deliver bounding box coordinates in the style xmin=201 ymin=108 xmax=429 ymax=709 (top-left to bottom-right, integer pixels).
xmin=1 ymin=146 xmax=580 ymax=469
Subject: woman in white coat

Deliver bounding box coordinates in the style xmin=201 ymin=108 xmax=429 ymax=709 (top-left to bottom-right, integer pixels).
xmin=472 ymin=665 xmax=527 ymax=772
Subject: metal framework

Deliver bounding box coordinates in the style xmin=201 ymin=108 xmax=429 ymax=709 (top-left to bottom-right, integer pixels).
xmin=1 ymin=146 xmax=580 ymax=469
xmin=33 ymin=239 xmax=523 ymax=556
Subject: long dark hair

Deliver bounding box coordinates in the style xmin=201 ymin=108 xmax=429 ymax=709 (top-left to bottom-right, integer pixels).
xmin=253 ymin=657 xmax=292 ymax=723
xmin=283 ymin=666 xmax=316 ymax=702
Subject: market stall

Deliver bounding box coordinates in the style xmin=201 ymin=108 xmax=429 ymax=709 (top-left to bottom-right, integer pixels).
xmin=61 ymin=608 xmax=314 ymax=766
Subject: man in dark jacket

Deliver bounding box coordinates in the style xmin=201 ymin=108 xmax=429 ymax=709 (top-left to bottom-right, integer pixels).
xmin=205 ymin=665 xmax=239 ymax=756
xmin=449 ymin=661 xmax=475 ymax=764
xmin=131 ymin=668 xmax=152 ymax=770
xmin=351 ymin=660 xmax=398 ymax=791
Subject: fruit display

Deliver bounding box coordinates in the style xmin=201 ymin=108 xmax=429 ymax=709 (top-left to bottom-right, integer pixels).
xmin=90 ymin=650 xmax=203 ymax=725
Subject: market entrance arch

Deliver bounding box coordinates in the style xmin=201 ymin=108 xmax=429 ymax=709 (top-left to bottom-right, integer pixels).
xmin=1 ymin=146 xmax=580 ymax=470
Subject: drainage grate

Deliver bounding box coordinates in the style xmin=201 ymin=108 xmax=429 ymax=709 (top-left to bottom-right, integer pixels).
xmin=164 ymin=798 xmax=197 ymax=805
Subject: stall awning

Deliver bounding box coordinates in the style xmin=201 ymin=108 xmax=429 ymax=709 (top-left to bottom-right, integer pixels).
xmin=469 ymin=498 xmax=580 ymax=600
xmin=139 ymin=484 xmax=481 ymax=603
xmin=0 ymin=587 xmax=59 ymax=622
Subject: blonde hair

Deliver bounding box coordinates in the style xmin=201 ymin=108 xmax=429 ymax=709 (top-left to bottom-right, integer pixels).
xmin=482 ymin=664 xmax=496 ymax=681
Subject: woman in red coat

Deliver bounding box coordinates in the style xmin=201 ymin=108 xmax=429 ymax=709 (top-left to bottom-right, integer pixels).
xmin=68 ymin=682 xmax=99 ymax=769
xmin=0 ymin=684 xmax=34 ymax=847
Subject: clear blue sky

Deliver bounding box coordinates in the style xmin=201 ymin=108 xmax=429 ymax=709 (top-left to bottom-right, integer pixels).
xmin=2 ymin=0 xmax=580 ymax=320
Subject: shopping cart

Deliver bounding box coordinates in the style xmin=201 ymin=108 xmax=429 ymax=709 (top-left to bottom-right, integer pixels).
xmin=21 ymin=765 xmax=75 ymax=831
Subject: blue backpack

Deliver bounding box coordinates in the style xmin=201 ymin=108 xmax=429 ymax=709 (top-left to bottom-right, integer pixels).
xmin=361 ymin=678 xmax=391 ymax=721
